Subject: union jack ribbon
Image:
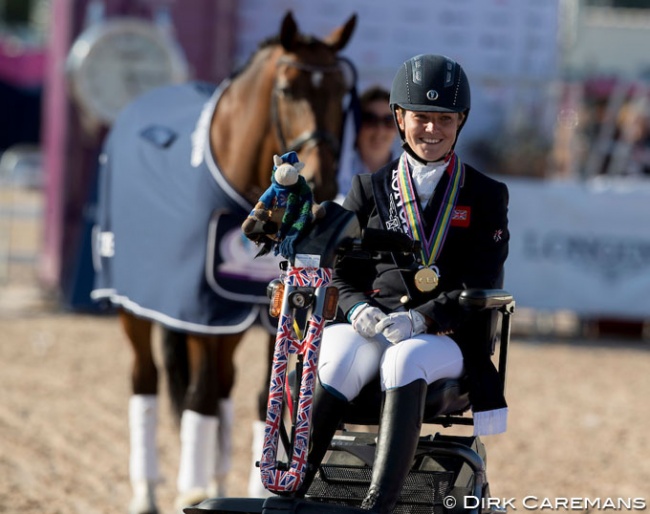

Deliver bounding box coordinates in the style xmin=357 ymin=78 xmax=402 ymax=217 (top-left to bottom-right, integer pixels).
xmin=287 ymin=266 xmax=332 ymax=288
xmin=259 ymin=266 xmax=331 ymax=493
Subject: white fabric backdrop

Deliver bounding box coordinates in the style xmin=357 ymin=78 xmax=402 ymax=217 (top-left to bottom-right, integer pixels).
xmin=503 ymin=177 xmax=650 ymax=318
xmin=234 ymin=0 xmax=560 ymax=151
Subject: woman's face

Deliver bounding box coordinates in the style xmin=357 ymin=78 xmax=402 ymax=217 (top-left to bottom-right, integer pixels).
xmin=356 ymin=99 xmax=397 ymax=161
xmin=396 ymin=109 xmax=464 ymax=162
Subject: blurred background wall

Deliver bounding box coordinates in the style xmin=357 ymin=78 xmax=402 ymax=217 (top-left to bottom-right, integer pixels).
xmin=1 ymin=0 xmax=649 ymax=334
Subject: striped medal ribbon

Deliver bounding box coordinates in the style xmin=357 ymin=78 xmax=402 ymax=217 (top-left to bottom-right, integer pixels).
xmin=396 ymin=152 xmax=464 ymax=292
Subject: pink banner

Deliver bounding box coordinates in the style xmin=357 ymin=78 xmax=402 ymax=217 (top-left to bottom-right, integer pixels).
xmin=0 ymin=36 xmax=46 ymax=87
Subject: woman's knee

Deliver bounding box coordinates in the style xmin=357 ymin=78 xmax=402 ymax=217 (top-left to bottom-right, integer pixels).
xmin=380 ymin=335 xmax=464 ymax=389
xmin=318 ymin=324 xmax=383 ymax=400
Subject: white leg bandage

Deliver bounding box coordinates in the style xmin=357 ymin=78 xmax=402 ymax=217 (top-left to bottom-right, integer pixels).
xmin=247 ymin=420 xmax=275 ymax=498
xmin=210 ymin=398 xmax=234 ymax=497
xmin=129 ymin=479 xmax=157 ymax=514
xmin=128 ymin=395 xmax=159 ymax=483
xmin=177 ymin=409 xmax=217 ymax=494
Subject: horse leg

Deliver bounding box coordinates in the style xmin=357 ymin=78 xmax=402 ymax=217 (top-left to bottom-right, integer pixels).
xmin=211 ymin=335 xmax=238 ymax=498
xmin=175 ymin=333 xmax=240 ymax=509
xmin=161 ymin=328 xmax=190 ymax=424
xmin=257 ymin=331 xmax=275 ymax=421
xmin=119 ymin=310 xmax=160 ymax=514
xmin=248 ymin=331 xmax=279 ymax=498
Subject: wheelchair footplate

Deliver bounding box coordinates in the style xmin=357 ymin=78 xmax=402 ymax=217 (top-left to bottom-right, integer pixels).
xmin=300 ymin=431 xmax=490 ymax=514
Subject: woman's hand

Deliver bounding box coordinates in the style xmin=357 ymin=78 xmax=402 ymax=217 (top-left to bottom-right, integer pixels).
xmin=375 ymin=310 xmax=427 ymax=344
xmin=350 ymin=303 xmax=387 ymax=338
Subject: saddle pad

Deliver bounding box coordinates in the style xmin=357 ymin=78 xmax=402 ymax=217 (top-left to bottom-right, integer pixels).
xmin=207 ymin=209 xmax=284 ymax=303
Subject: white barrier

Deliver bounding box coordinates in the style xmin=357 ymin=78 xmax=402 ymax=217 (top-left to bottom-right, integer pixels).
xmin=503 ymin=176 xmax=650 ymax=319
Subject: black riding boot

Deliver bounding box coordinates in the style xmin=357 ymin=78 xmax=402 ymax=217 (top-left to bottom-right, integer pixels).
xmin=361 ymin=379 xmax=427 ymax=513
xmin=295 ymin=378 xmax=348 ymax=497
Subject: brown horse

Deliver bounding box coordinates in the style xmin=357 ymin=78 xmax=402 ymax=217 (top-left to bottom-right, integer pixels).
xmin=91 ymin=12 xmax=357 ymax=514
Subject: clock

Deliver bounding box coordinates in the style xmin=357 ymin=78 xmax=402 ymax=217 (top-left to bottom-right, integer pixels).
xmin=67 ymin=17 xmax=189 ymax=126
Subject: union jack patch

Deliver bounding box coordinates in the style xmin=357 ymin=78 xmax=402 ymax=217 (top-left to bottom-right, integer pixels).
xmin=451 ymin=206 xmax=471 ymax=227
xmin=493 ymin=229 xmax=503 ymax=242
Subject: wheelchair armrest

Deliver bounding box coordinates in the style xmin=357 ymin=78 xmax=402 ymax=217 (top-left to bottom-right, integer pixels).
xmin=459 ymin=289 xmax=514 ymax=311
xmin=457 ymin=289 xmax=515 ymax=397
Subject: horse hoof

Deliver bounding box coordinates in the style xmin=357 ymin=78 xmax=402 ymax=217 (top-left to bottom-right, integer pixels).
xmin=174 ymin=488 xmax=209 ymax=513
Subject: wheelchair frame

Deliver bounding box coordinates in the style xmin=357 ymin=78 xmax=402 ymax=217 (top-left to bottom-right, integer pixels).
xmin=187 ymin=203 xmax=515 ymax=514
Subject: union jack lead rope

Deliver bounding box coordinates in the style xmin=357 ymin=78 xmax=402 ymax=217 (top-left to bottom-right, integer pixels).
xmin=259 ymin=266 xmax=332 ymax=493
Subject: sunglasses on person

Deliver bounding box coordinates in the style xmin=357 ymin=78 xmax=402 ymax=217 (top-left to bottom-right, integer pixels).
xmin=361 ymin=112 xmax=395 ymax=129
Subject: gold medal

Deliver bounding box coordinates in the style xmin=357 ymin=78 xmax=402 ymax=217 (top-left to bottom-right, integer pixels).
xmin=414 ymin=267 xmax=439 ymax=292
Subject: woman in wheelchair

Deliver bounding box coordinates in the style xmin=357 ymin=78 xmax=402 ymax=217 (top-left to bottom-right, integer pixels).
xmin=297 ymin=54 xmax=511 ymax=513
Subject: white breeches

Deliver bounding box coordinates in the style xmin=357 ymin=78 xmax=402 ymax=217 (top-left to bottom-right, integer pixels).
xmin=318 ymin=323 xmax=464 ymax=401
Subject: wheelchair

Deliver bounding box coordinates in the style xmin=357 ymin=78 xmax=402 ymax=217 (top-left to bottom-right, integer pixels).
xmin=187 ymin=202 xmax=515 ymax=514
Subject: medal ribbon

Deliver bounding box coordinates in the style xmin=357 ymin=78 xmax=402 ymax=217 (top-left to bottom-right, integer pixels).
xmin=396 ymin=152 xmax=464 ymax=267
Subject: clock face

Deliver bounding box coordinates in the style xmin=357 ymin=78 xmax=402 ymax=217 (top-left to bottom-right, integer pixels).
xmin=67 ymin=18 xmax=189 ymax=125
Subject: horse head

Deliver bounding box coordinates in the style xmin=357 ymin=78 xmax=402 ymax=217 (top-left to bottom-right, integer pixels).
xmin=211 ymin=12 xmax=357 ymax=204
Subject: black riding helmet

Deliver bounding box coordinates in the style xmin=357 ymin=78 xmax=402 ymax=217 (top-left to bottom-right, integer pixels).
xmin=389 ymin=54 xmax=471 ymax=163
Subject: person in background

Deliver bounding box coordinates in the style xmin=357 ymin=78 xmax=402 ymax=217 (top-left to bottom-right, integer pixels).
xmin=336 ymin=86 xmax=397 ymax=201
xmin=604 ymin=98 xmax=650 ymax=176
xmin=299 ymin=54 xmax=510 ymax=513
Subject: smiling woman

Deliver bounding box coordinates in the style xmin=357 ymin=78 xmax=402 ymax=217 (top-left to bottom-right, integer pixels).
xmin=395 ymin=110 xmax=465 ymax=163
xmin=302 ymin=53 xmax=511 ymax=513
xmin=389 ymin=54 xmax=471 ymax=164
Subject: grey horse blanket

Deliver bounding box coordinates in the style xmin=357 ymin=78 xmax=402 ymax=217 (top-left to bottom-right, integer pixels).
xmin=91 ymin=81 xmax=282 ymax=334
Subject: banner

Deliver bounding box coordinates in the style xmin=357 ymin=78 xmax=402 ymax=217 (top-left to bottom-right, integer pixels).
xmin=504 ymin=177 xmax=650 ymax=318
xmin=234 ymin=0 xmax=560 ymax=144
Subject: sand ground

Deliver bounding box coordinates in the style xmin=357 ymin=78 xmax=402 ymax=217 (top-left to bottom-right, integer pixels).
xmin=1 ymin=186 xmax=648 ymax=514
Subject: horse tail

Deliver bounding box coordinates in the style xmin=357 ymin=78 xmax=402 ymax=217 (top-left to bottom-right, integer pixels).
xmin=161 ymin=328 xmax=189 ymax=424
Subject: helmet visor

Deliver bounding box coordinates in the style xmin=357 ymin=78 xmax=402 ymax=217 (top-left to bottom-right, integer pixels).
xmin=393 ymin=102 xmax=464 ymax=113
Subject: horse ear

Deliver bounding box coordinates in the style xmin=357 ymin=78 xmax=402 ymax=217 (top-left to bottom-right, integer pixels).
xmin=279 ymin=11 xmax=298 ymax=51
xmin=325 ymin=13 xmax=357 ymax=52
